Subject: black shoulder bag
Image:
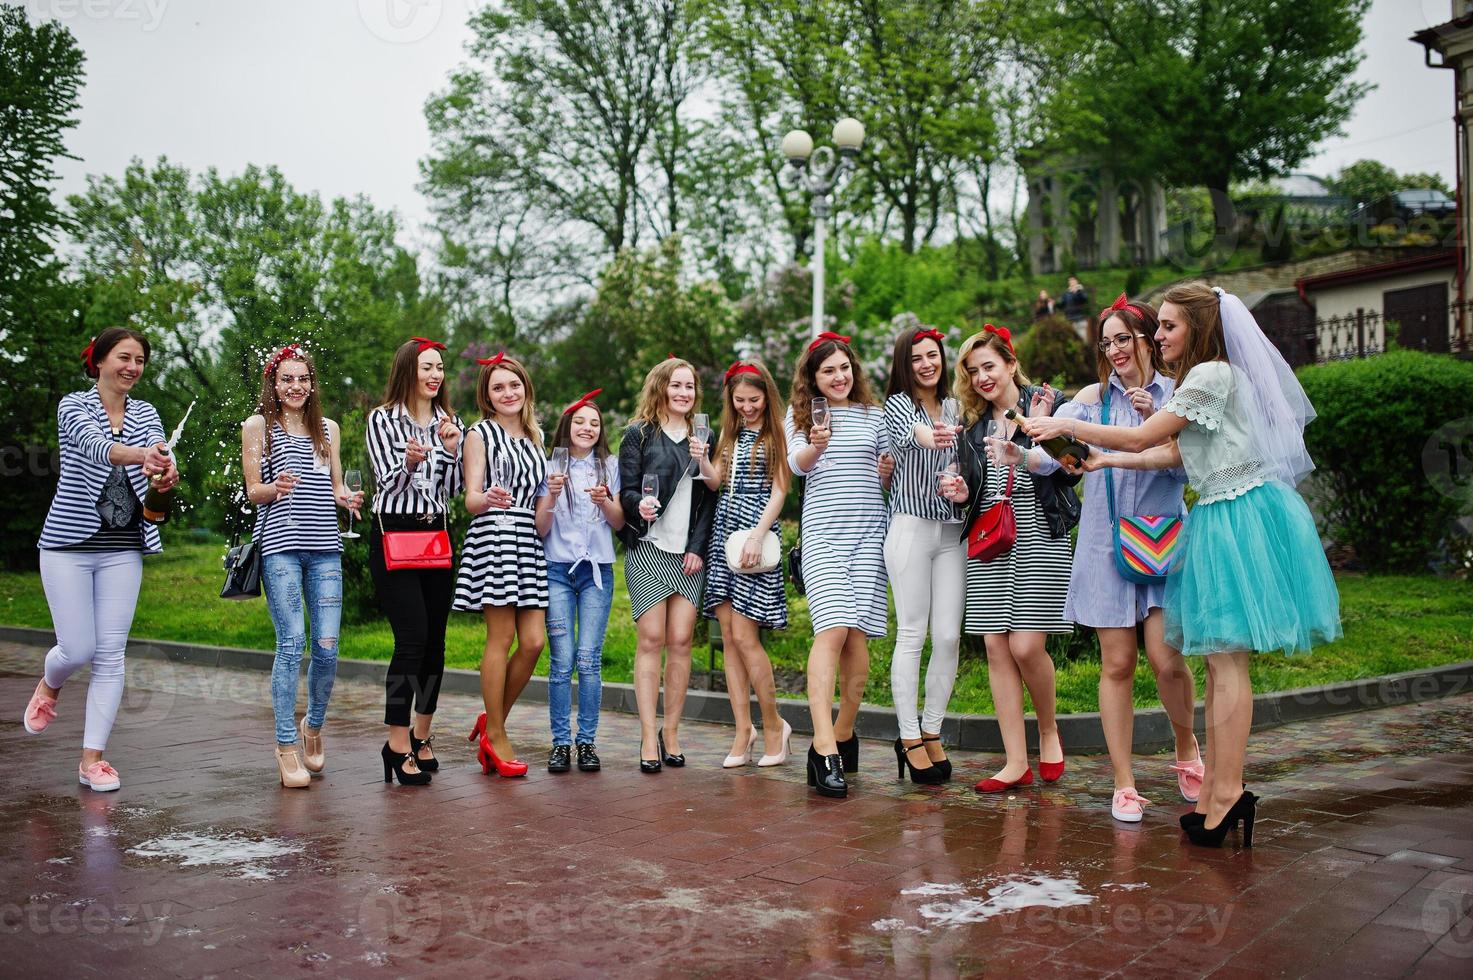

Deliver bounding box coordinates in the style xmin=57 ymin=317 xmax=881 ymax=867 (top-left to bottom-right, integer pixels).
xmin=221 ymin=495 xmax=263 ymax=600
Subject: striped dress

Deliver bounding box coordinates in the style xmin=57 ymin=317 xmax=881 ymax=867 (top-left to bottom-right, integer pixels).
xmin=963 ymin=453 xmax=1073 ymax=635
xmin=453 ymin=420 xmax=549 ymax=610
xmin=784 ymin=404 xmax=890 ymax=637
xmin=254 ymin=422 xmax=342 ymax=556
xmin=704 ymin=427 xmax=788 ymax=630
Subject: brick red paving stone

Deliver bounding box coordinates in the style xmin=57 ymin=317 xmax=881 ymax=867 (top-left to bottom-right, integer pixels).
xmin=3 ymin=643 xmax=1473 ymax=977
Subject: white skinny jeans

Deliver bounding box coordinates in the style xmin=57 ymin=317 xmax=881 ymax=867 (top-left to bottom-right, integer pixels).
xmin=39 ymin=549 xmax=142 ymax=751
xmin=884 ymin=514 xmax=966 ymax=740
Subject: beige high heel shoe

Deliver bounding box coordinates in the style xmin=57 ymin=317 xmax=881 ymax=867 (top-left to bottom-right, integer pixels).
xmin=276 ymin=745 xmax=311 ymax=788
xmin=299 ymin=718 xmax=325 ymax=773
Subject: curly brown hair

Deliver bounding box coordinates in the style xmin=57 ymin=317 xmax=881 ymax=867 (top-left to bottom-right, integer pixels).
xmin=789 ymin=338 xmax=878 ymax=432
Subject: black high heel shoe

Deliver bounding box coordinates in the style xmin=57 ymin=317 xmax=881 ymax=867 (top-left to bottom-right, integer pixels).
xmin=895 ymin=738 xmax=947 ymax=785
xmin=409 ymin=733 xmax=439 ymax=773
xmin=640 ymin=735 xmax=661 ymax=773
xmin=1184 ymin=790 xmax=1257 ymax=848
xmin=920 ymin=729 xmax=952 ymax=781
xmin=836 ymin=732 xmax=859 ymax=773
xmin=658 ymin=731 xmax=685 ymax=768
xmin=381 ymin=742 xmax=432 ymax=786
xmin=807 ymin=745 xmax=848 ymax=798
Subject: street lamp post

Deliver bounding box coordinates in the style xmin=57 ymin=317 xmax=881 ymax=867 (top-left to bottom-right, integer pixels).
xmin=782 ymin=118 xmax=865 ymax=340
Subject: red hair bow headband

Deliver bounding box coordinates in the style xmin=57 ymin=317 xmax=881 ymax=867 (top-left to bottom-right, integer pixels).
xmin=263 ymin=343 xmax=304 ymax=377
xmin=476 ymin=351 xmax=506 ymax=367
xmin=807 ymin=330 xmax=852 ymax=353
xmin=563 ymin=388 xmax=602 ymax=415
xmin=412 ymin=336 xmax=446 ymax=353
xmin=983 ymin=323 xmax=1013 ymax=354
xmin=724 ymin=362 xmax=761 ymax=381
xmin=913 ymin=327 xmax=945 ymax=345
xmin=1100 ymin=293 xmax=1149 ymax=322
xmin=81 ymin=338 xmax=96 ymax=373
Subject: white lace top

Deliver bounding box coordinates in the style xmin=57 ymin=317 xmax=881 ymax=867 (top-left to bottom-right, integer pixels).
xmin=1162 ymin=360 xmax=1271 ymax=504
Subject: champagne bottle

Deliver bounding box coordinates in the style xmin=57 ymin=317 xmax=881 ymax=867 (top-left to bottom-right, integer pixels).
xmin=142 ymin=445 xmax=174 ymax=525
xmin=1004 ymin=409 xmax=1090 ymax=467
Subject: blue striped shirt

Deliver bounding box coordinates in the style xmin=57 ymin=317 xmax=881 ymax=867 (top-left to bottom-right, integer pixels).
xmin=39 ymin=388 xmax=166 ymax=554
xmin=253 ymin=422 xmax=343 ymax=556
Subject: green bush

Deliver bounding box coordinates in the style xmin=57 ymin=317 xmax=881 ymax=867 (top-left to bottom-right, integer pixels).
xmin=1016 ymin=313 xmax=1093 ymax=387
xmin=1298 ymin=350 xmax=1473 ymax=572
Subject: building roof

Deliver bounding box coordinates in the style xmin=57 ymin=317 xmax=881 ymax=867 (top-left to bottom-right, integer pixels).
xmin=1412 ymin=15 xmax=1473 ymax=56
xmin=1297 ymin=250 xmax=1456 ymax=295
xmin=1270 ymin=174 xmax=1336 ymax=199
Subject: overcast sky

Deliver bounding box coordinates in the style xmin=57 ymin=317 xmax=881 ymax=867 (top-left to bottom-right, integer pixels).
xmin=40 ymin=0 xmax=1458 ymax=255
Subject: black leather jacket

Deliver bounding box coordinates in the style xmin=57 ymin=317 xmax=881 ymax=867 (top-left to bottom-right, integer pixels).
xmin=957 ymin=385 xmax=1082 ymax=541
xmin=617 ymin=420 xmax=717 ymax=554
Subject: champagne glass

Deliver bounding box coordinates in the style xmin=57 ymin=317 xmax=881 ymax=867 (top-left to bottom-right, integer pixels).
xmin=282 ymin=468 xmax=299 ymax=528
xmin=938 ymin=397 xmax=961 ymax=459
xmin=810 ymin=397 xmax=833 ymax=471
xmin=690 ymin=413 xmax=712 ymax=477
xmin=639 ymin=472 xmax=660 ymax=540
xmin=983 ymin=419 xmax=1009 ymax=499
xmin=935 ymin=460 xmax=960 ymax=499
xmin=491 ymin=453 xmax=514 ymax=527
xmin=411 ymin=422 xmax=435 ymax=495
xmin=341 ymin=469 xmax=362 ymax=540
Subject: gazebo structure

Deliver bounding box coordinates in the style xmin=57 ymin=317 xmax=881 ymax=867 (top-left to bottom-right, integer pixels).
xmin=1022 ymin=157 xmax=1169 ymax=276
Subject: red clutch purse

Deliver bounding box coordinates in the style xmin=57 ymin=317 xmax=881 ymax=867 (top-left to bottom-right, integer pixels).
xmin=378 ymin=513 xmax=453 ymax=570
xmin=966 ymin=465 xmax=1016 ymax=561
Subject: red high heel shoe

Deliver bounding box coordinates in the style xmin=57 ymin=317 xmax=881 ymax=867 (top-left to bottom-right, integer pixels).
xmin=468 ymin=712 xmax=528 ymax=778
xmin=975 ymin=767 xmax=1034 ymax=793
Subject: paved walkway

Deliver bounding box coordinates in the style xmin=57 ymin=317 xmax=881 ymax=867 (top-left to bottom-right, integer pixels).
xmin=1 ymin=640 xmax=1471 ymax=978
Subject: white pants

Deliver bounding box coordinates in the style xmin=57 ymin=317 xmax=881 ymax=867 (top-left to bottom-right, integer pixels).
xmin=884 ymin=515 xmax=966 ymax=740
xmin=39 ymin=549 xmax=142 ymax=751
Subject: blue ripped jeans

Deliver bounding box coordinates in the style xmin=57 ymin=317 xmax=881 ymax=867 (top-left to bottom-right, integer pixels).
xmin=546 ymin=561 xmax=613 ymax=745
xmin=263 ymin=550 xmax=342 ymax=745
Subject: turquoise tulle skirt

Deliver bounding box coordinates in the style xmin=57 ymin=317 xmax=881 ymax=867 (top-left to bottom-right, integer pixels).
xmin=1165 ymin=481 xmax=1342 ymax=656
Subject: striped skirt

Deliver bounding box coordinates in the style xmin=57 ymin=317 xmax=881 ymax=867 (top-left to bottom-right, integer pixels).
xmin=963 ymin=472 xmax=1072 ymax=635
xmin=453 ymin=508 xmax=549 ymax=611
xmin=627 ymin=542 xmax=704 ymax=621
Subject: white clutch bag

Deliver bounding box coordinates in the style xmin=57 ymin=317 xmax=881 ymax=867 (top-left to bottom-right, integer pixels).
xmin=724 ymin=529 xmax=781 ymax=574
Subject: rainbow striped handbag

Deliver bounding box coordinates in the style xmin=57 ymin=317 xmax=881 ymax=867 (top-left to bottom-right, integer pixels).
xmin=1103 ymin=389 xmax=1183 ymax=585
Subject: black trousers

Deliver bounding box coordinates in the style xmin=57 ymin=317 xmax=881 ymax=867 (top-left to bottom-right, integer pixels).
xmin=370 ymin=517 xmax=454 ymax=727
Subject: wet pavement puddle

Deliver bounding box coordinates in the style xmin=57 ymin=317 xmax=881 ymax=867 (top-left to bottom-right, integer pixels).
xmin=126 ymin=830 xmax=306 ymax=880
xmin=877 ymin=872 xmax=1097 ymax=931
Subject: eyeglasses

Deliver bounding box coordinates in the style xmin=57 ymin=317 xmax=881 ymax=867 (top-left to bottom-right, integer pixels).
xmin=1097 ymin=334 xmax=1142 ymax=353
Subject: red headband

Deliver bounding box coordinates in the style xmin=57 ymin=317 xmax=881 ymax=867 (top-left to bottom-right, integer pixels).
xmin=913 ymin=327 xmax=945 ymax=345
xmin=563 ymin=388 xmax=602 ymax=415
xmin=1100 ymin=293 xmax=1149 ymax=323
xmin=412 ymin=336 xmax=446 ymax=354
xmin=983 ymin=324 xmax=1013 ymax=354
xmin=807 ymin=331 xmax=852 ymax=353
xmin=81 ymin=338 xmax=96 ymax=374
xmin=724 ymin=362 xmax=761 ymax=382
xmin=264 ymin=343 xmax=305 ymax=377
xmin=476 ymin=351 xmax=506 ymax=367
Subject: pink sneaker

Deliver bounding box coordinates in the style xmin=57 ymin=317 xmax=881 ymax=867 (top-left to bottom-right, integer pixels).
xmin=79 ymin=760 xmax=121 ymax=792
xmin=22 ymin=681 xmax=57 ymax=735
xmin=1111 ymin=786 xmax=1150 ymax=822
xmin=1170 ymin=757 xmax=1205 ymax=803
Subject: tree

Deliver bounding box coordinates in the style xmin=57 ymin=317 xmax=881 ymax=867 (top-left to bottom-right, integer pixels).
xmin=1028 ymin=0 xmax=1371 ymax=193
xmin=0 ymin=6 xmax=85 ymax=569
xmin=1329 ymin=159 xmax=1454 ymax=211
xmin=421 ymin=0 xmax=702 ymax=331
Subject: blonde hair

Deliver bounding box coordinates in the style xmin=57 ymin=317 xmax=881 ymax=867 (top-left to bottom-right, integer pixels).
xmin=476 ymin=355 xmax=544 ymax=449
xmin=632 ymin=357 xmax=701 ymax=428
xmin=714 ymin=361 xmax=790 ymax=488
xmin=954 ymin=329 xmax=1031 ymax=425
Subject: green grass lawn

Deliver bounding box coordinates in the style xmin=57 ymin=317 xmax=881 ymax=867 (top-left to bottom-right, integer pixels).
xmin=3 ymin=541 xmax=1469 ymax=715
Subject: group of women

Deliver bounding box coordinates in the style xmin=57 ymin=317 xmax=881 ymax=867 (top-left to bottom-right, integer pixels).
xmin=26 ymin=279 xmax=1342 ymax=848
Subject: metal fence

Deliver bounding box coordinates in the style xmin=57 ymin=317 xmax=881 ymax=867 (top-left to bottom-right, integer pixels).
xmin=1262 ymin=302 xmax=1473 ymax=368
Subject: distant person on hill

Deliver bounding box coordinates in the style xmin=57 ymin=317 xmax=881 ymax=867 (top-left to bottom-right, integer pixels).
xmin=1033 ymin=290 xmax=1056 ymax=321
xmin=1061 ymin=276 xmax=1090 ymax=336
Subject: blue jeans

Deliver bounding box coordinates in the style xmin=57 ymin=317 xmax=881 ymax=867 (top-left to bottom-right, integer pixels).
xmin=546 ymin=561 xmax=613 ymax=744
xmin=263 ymin=550 xmax=342 ymax=745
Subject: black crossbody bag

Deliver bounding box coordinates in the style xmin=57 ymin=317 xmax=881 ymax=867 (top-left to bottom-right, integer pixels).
xmin=220 ymin=496 xmax=263 ymax=600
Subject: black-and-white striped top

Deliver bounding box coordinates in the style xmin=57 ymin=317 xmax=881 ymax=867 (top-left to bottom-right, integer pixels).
xmin=253 ymin=421 xmax=342 ymax=556
xmin=883 ymin=393 xmax=963 ymax=524
xmin=366 ymin=404 xmax=464 ymax=515
xmin=39 ymin=389 xmax=165 ymax=555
